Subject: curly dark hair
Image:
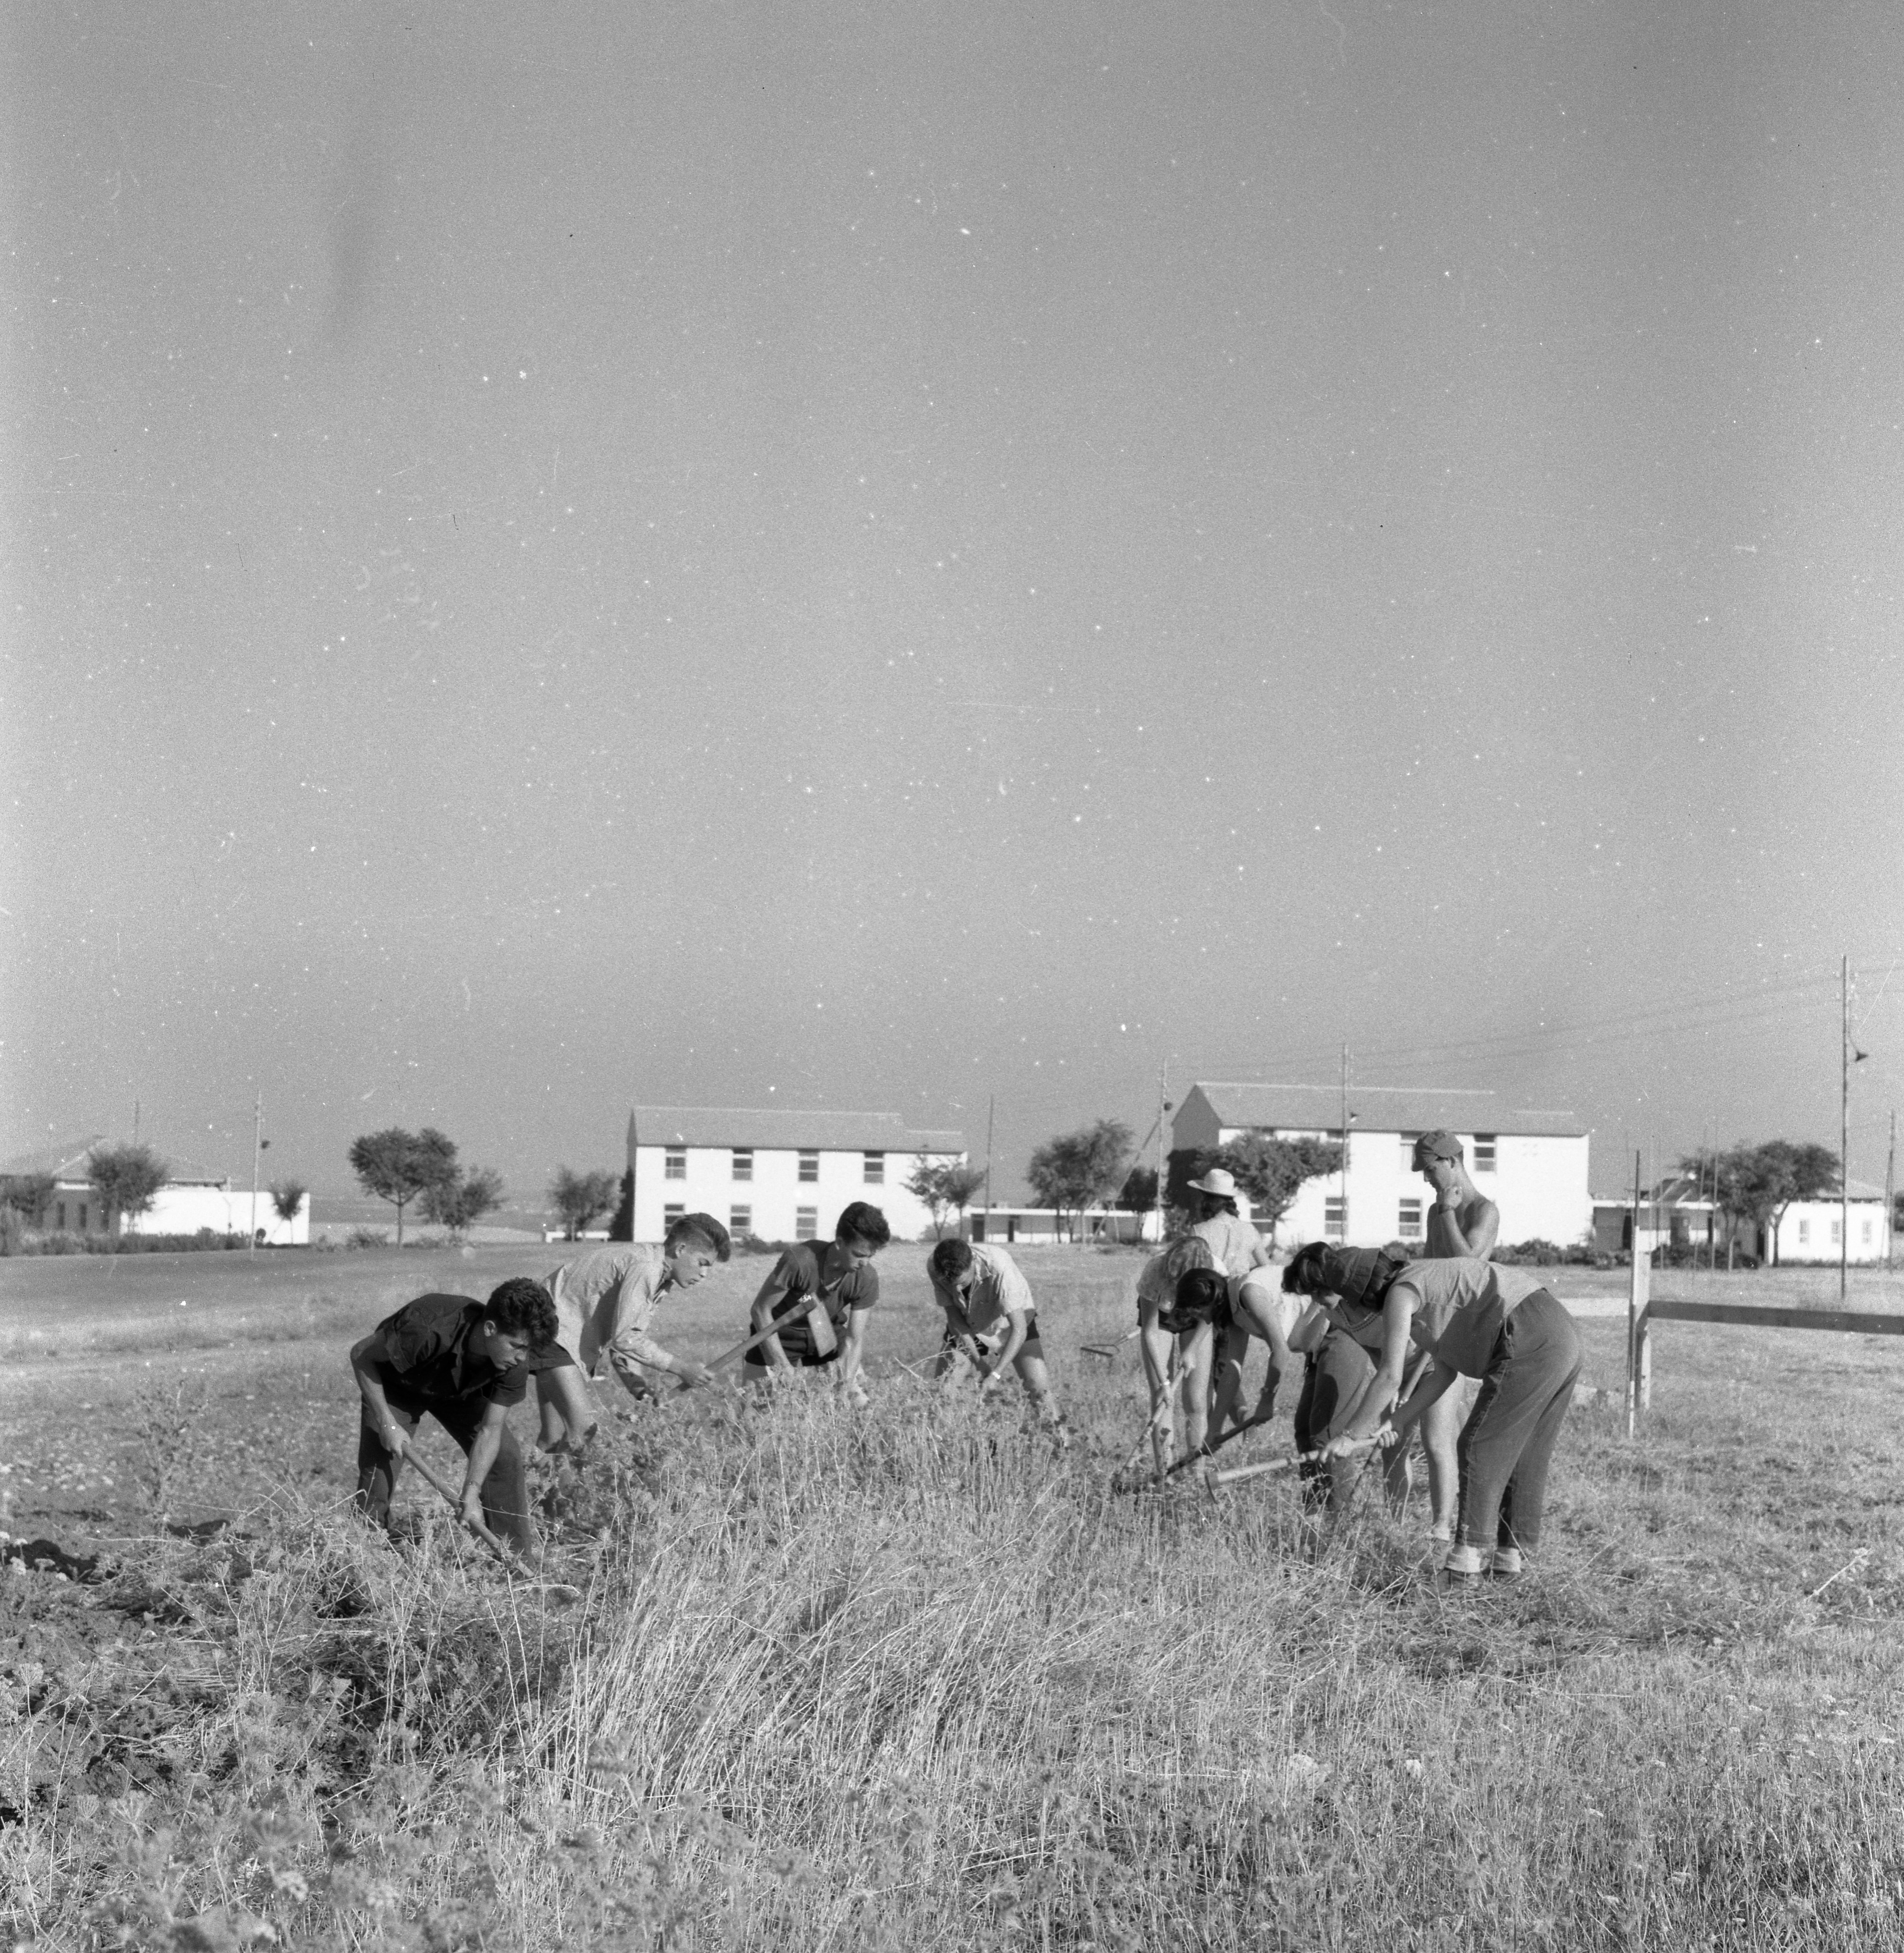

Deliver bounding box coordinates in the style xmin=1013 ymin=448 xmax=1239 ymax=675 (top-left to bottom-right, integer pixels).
xmin=483 ymin=1277 xmax=559 ymax=1349
xmin=930 ymin=1238 xmax=975 ymax=1279
xmin=836 ymin=1201 xmax=891 ymax=1251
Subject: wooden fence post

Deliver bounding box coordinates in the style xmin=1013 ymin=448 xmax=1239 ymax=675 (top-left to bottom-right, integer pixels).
xmin=1626 ymin=1242 xmax=1650 ymax=1439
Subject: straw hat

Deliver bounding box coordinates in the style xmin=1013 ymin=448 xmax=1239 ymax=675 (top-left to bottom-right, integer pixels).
xmin=1186 ymin=1167 xmax=1239 ymax=1198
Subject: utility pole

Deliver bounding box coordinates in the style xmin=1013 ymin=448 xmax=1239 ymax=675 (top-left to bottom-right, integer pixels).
xmin=1153 ymin=1065 xmax=1169 ymax=1247
xmin=250 ymin=1092 xmax=263 ymax=1255
xmin=1841 ymin=954 xmax=1850 ymax=1300
xmin=1339 ymin=1041 xmax=1350 ymax=1244
xmin=982 ymin=1094 xmax=995 ymax=1242
xmin=1886 ymin=1109 xmax=1896 ymax=1274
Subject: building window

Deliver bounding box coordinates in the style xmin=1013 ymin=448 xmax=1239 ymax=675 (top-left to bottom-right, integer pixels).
xmin=1831 ymin=1218 xmax=1842 ymax=1246
xmin=1323 ymin=1198 xmax=1345 ymax=1241
xmin=1863 ymin=1218 xmax=1874 ymax=1245
xmin=56 ymin=1201 xmax=66 ymax=1231
xmin=864 ymin=1151 xmax=884 ymax=1185
xmin=1798 ymin=1218 xmax=1811 ymax=1245
xmin=1473 ymin=1135 xmax=1497 ymax=1172
xmin=664 ymin=1203 xmax=685 ymax=1228
xmin=732 ymin=1149 xmax=752 ymax=1181
xmin=1398 ymin=1200 xmax=1423 ymax=1242
xmin=78 ymin=1203 xmax=88 ymax=1232
xmin=795 ymin=1207 xmax=818 ymax=1241
xmin=664 ymin=1148 xmax=686 ymax=1181
xmin=730 ymin=1205 xmax=752 ymax=1237
xmin=798 ymin=1151 xmax=819 ymax=1183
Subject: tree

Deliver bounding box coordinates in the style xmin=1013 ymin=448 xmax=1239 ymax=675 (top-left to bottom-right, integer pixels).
xmin=550 ymin=1167 xmax=620 ymax=1241
xmin=1207 ymin=1132 xmax=1343 ymax=1238
xmin=1117 ymin=1165 xmax=1159 ymax=1213
xmin=347 ymin=1127 xmax=459 ymax=1246
xmin=88 ymin=1143 xmax=168 ymax=1243
xmin=1026 ymin=1119 xmax=1133 ymax=1241
xmin=422 ymin=1165 xmax=506 ymax=1238
xmin=0 ymin=1173 xmax=57 ymax=1228
xmin=907 ymin=1156 xmax=988 ymax=1239
xmin=1683 ymin=1140 xmax=1839 ymax=1266
xmin=269 ymin=1180 xmax=308 ymax=1230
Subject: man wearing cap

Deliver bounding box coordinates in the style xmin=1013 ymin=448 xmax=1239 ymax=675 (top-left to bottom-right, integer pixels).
xmin=1412 ymin=1131 xmax=1498 ymax=1549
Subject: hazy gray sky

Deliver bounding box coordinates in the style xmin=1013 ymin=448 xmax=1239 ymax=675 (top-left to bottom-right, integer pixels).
xmin=6 ymin=2 xmax=1902 ymax=1206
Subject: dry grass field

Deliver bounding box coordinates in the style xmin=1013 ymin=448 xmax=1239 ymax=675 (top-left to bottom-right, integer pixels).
xmin=4 ymin=1244 xmax=1904 ymax=1949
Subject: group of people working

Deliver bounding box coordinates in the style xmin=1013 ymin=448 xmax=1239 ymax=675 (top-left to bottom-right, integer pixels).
xmin=348 ymin=1129 xmax=1581 ymax=1589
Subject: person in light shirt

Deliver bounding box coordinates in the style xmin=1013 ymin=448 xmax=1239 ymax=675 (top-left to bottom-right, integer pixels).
xmin=927 ymin=1238 xmax=1068 ymax=1439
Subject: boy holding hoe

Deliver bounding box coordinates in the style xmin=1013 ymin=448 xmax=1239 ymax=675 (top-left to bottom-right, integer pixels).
xmin=744 ymin=1201 xmax=891 ymax=1400
xmin=926 ymin=1237 xmax=1069 ymax=1439
xmin=350 ymin=1277 xmax=560 ymax=1558
xmin=527 ymin=1212 xmax=732 ymax=1452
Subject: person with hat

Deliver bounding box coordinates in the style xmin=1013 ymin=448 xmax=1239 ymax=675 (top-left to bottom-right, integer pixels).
xmin=1285 ymin=1243 xmax=1583 ymax=1584
xmin=1411 ymin=1131 xmax=1497 ymax=1548
xmin=1183 ymin=1166 xmax=1274 ymax=1277
xmin=926 ymin=1237 xmax=1068 ymax=1439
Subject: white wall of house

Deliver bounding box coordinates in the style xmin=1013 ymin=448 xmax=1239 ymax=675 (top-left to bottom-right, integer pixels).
xmin=630 ymin=1144 xmax=962 ymax=1244
xmin=1769 ymin=1197 xmax=1888 ymax=1266
xmin=1265 ymin=1130 xmax=1591 ymax=1251
xmin=45 ymin=1178 xmax=310 ymax=1244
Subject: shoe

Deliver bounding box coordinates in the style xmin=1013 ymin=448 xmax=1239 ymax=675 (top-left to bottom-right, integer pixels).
xmin=1435 ymin=1564 xmax=1484 ymax=1593
xmin=1489 ymin=1546 xmax=1524 ymax=1582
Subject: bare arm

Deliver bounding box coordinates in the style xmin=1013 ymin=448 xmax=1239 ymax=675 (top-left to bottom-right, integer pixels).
xmin=837 ymin=1305 xmax=872 ymax=1390
xmin=1287 ymin=1304 xmax=1332 ymax=1356
xmin=749 ymin=1258 xmax=801 ymax=1375
xmin=1387 ymin=1357 xmax=1461 ymax=1442
xmin=1325 ymin=1289 xmax=1418 ymax=1452
xmin=1437 ymin=1199 xmax=1500 ymax=1259
xmin=458 ymin=1400 xmax=511 ymax=1528
xmin=349 ymin=1334 xmax=407 ymax=1457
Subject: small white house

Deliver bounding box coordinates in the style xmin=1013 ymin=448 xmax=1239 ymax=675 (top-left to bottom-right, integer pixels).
xmin=0 ymin=1137 xmax=310 ymax=1246
xmin=627 ymin=1106 xmax=966 ymax=1245
xmin=1172 ymin=1083 xmax=1593 ymax=1252
xmin=1763 ymin=1181 xmax=1889 ymax=1266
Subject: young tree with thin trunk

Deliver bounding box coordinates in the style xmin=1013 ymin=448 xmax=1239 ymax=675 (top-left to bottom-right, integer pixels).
xmin=550 ymin=1167 xmax=620 ymax=1241
xmin=347 ymin=1128 xmax=458 ymax=1246
xmin=269 ymin=1181 xmax=308 ymax=1230
xmin=906 ymin=1156 xmax=987 ymax=1239
xmin=1026 ymin=1119 xmax=1133 ymax=1241
xmin=422 ymin=1166 xmax=506 ymax=1239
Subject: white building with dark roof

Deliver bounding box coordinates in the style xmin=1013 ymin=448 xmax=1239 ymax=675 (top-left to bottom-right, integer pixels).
xmin=1172 ymin=1083 xmax=1592 ymax=1252
xmin=0 ymin=1137 xmax=309 ymax=1245
xmin=626 ymin=1106 xmax=966 ymax=1246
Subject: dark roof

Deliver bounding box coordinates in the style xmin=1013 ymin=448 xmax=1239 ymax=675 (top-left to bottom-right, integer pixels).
xmin=0 ymin=1137 xmax=228 ymax=1186
xmin=630 ymin=1106 xmax=965 ymax=1153
xmin=1187 ymin=1083 xmax=1586 ymax=1140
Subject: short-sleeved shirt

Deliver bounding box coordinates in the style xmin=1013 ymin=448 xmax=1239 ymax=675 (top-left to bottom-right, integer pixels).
xmin=931 ymin=1243 xmax=1034 ymax=1336
xmin=368 ymin=1294 xmax=533 ymax=1409
xmin=1340 ymin=1257 xmax=1548 ymax=1378
xmin=754 ymin=1243 xmax=879 ymax=1361
xmin=1192 ymin=1211 xmax=1263 ymax=1278
xmin=544 ymin=1246 xmax=674 ymax=1381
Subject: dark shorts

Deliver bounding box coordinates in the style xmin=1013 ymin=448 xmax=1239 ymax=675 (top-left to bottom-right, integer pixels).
xmin=529 ymin=1341 xmax=577 ymax=1374
xmin=742 ymin=1341 xmax=840 ymax=1379
xmin=942 ymin=1311 xmax=1043 ymax=1358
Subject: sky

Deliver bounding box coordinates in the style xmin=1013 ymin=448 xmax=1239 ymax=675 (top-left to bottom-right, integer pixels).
xmin=5 ymin=1 xmax=1904 ymax=1214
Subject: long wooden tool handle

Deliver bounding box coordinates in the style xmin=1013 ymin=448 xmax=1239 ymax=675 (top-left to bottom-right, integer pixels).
xmin=1210 ymin=1439 xmax=1375 ymax=1490
xmin=709 ymin=1308 xmax=822 ymax=1375
xmin=403 ymin=1449 xmax=517 ymax=1567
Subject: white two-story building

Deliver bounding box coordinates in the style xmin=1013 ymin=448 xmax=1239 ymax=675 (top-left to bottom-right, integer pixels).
xmin=626 ymin=1106 xmax=967 ymax=1246
xmin=1170 ymin=1083 xmax=1593 ymax=1253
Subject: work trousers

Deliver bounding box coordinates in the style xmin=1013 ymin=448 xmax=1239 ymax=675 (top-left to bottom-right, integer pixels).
xmin=1293 ymin=1333 xmax=1410 ymax=1512
xmin=354 ymin=1395 xmax=534 ymax=1552
xmin=1455 ymin=1288 xmax=1581 ymax=1557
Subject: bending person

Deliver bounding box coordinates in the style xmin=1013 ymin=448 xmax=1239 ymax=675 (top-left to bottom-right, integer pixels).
xmin=350 ymin=1278 xmax=559 ymax=1557
xmin=1288 ymin=1244 xmax=1582 ymax=1584
xmin=1135 ymin=1236 xmax=1218 ymax=1472
xmin=927 ymin=1238 xmax=1068 ymax=1439
xmin=529 ymin=1214 xmax=732 ymax=1449
xmin=1209 ymin=1260 xmax=1303 ymax=1442
xmin=744 ymin=1201 xmax=890 ymax=1400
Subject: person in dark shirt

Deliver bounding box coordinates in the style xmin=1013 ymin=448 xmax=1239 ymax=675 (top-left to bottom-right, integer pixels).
xmin=743 ymin=1201 xmax=890 ymax=1401
xmin=349 ymin=1277 xmax=559 ymax=1555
